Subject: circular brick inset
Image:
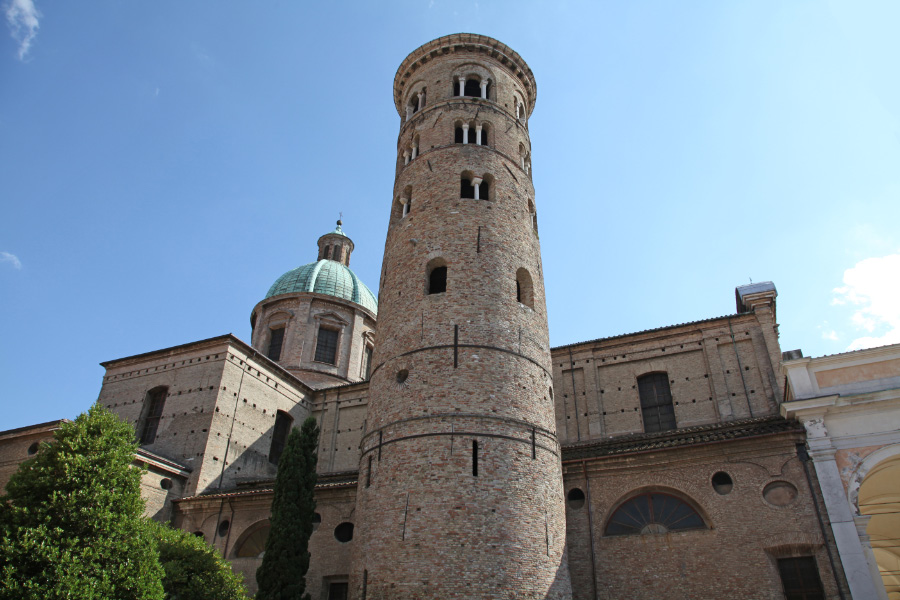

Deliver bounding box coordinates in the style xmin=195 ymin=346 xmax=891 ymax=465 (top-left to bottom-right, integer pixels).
xmin=763 ymin=481 xmax=798 ymax=506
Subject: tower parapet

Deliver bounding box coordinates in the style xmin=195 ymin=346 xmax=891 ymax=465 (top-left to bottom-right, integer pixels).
xmin=351 ymin=34 xmax=572 ymax=599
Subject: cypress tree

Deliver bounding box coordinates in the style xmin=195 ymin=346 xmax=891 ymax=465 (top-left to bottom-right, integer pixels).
xmin=256 ymin=416 xmax=319 ymax=600
xmin=0 ymin=404 xmax=165 ymax=600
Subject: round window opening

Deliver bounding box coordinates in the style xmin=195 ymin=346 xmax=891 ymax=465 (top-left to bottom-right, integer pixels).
xmin=312 ymin=512 xmax=322 ymax=531
xmin=396 ymin=369 xmax=409 ymax=384
xmin=27 ymin=442 xmax=39 ymax=455
xmin=711 ymin=472 xmax=733 ymax=495
xmin=567 ymin=488 xmax=586 ymax=509
xmin=218 ymin=520 xmax=230 ymax=536
xmin=160 ymin=478 xmax=173 ymax=490
xmin=763 ymin=481 xmax=798 ymax=507
xmin=334 ymin=522 xmax=354 ymax=543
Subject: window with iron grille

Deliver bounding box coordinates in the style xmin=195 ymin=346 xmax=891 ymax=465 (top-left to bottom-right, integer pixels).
xmin=777 ymin=557 xmax=826 ymax=600
xmin=315 ymin=327 xmax=339 ymax=364
xmin=638 ymin=372 xmax=676 ymax=433
xmin=267 ymin=328 xmax=285 ymax=361
xmin=139 ymin=387 xmax=167 ymax=445
xmin=269 ymin=410 xmax=293 ymax=465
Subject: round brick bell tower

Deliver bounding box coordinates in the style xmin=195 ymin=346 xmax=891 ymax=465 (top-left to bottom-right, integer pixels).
xmin=350 ymin=34 xmax=572 ymax=599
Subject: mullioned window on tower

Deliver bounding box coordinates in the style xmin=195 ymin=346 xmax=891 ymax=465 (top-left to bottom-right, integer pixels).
xmin=315 ymin=327 xmax=339 ymax=364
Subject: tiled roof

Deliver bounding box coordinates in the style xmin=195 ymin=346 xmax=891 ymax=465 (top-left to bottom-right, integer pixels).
xmin=561 ymin=416 xmax=802 ymax=461
xmin=552 ymin=313 xmax=751 ymax=351
xmin=135 ymin=447 xmax=192 ymax=473
xmin=175 ymin=471 xmax=359 ymax=502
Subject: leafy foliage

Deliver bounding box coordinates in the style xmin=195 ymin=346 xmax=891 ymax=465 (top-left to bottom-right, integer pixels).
xmin=255 ymin=416 xmax=319 ymax=600
xmin=152 ymin=521 xmax=250 ymax=600
xmin=0 ymin=404 xmax=165 ymax=600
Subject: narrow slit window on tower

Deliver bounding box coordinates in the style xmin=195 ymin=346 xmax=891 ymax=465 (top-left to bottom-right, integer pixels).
xmin=269 ymin=410 xmax=294 ymax=464
xmin=472 ymin=440 xmax=479 ymax=476
xmin=314 ymin=327 xmax=339 ymax=365
xmin=267 ymin=327 xmax=285 ymax=361
xmin=139 ymin=387 xmax=167 ymax=445
xmin=366 ymin=455 xmax=373 ymax=487
xmin=638 ymin=372 xmax=676 ymax=433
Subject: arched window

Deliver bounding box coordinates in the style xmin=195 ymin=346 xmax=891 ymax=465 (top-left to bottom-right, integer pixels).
xmin=455 ymin=124 xmax=464 ymax=144
xmin=516 ymin=268 xmax=534 ymax=308
xmin=464 ymin=78 xmax=481 ymax=98
xmin=269 ymin=410 xmax=293 ymax=465
xmin=267 ymin=327 xmax=285 ymax=361
xmin=234 ymin=523 xmax=271 ymax=558
xmin=427 ymin=258 xmax=447 ymax=295
xmin=402 ymin=185 xmax=412 ymax=218
xmin=478 ymin=124 xmax=489 ymax=146
xmin=479 ymin=175 xmax=491 ymax=200
xmin=460 ymin=172 xmax=475 ymax=199
xmin=638 ymin=372 xmax=676 ymax=433
xmin=138 ymin=386 xmax=168 ymax=445
xmin=604 ymin=492 xmax=705 ymax=536
xmin=323 ymin=245 xmax=332 ymax=259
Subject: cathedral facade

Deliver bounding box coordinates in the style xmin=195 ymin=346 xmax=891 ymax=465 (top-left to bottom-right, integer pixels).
xmin=0 ymin=34 xmax=864 ymax=599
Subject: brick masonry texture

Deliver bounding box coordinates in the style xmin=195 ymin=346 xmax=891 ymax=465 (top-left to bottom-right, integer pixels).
xmin=352 ymin=34 xmax=573 ymax=599
xmin=0 ymin=34 xmax=857 ymax=600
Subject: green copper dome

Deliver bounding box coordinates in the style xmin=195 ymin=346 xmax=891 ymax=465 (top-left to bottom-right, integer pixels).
xmin=265 ymin=260 xmax=378 ymax=314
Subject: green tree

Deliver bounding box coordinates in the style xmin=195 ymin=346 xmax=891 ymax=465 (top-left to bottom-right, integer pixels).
xmin=151 ymin=521 xmax=250 ymax=600
xmin=0 ymin=404 xmax=165 ymax=600
xmin=255 ymin=416 xmax=319 ymax=600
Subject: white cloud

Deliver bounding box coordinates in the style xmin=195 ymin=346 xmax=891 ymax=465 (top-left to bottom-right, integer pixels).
xmin=1 ymin=251 xmax=22 ymax=269
xmin=822 ymin=330 xmax=839 ymax=341
xmin=5 ymin=0 xmax=40 ymax=60
xmin=833 ymin=252 xmax=900 ymax=350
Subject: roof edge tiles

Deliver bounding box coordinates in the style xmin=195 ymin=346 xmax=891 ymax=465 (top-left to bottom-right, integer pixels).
xmin=561 ymin=416 xmax=802 ymax=461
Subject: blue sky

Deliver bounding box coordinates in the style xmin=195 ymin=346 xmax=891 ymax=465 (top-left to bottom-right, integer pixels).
xmin=2 ymin=1 xmax=898 ymax=430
